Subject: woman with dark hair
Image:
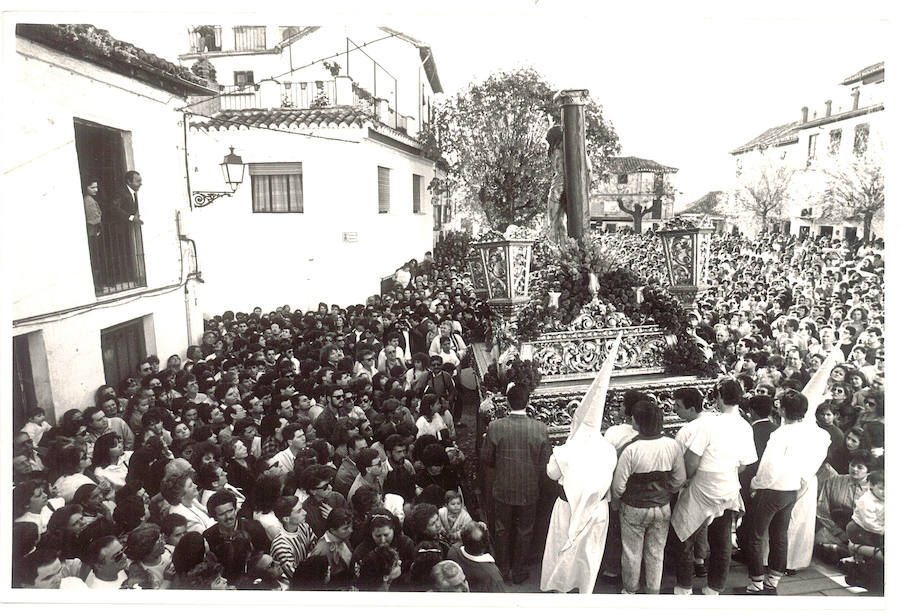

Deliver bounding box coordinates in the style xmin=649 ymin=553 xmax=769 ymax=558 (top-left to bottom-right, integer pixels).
xmin=170 ymin=531 xmax=210 ymax=588
xmin=83 ymin=178 xmax=102 ymax=248
xmin=415 ymin=394 xmax=450 ymax=439
xmin=73 ymin=483 xmax=113 ymax=526
xmin=124 ymin=522 xmax=170 ymax=588
xmin=415 ymin=444 xmax=460 ymax=497
xmin=405 ymin=353 xmax=430 ymax=391
xmin=404 ymin=503 xmax=448 ymax=558
xmin=126 ymin=435 xmax=172 ymax=496
xmin=251 ymin=474 xmax=286 ymax=541
xmin=290 ymin=554 xmax=332 ymax=590
xmin=91 ymin=433 xmax=130 ymax=490
xmin=221 ymin=437 xmax=259 ymax=495
xmin=350 ymin=508 xmax=416 ymax=579
xmin=52 ymin=445 xmax=95 ymax=503
xmin=829 ymin=426 xmax=870 ymax=475
xmin=355 ymin=546 xmax=402 ymax=591
xmin=42 ymin=503 xmax=91 ymax=577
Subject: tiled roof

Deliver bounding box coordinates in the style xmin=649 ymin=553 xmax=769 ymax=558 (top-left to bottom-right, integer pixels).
xmin=608 ymin=156 xmax=678 ymax=174
xmin=191 ymin=106 xmax=372 ymax=131
xmin=729 ymin=121 xmax=800 ymax=155
xmin=679 ymin=191 xmax=727 ymax=216
xmin=16 ymin=23 xmax=214 ymax=97
xmin=840 ymin=61 xmax=884 ymax=86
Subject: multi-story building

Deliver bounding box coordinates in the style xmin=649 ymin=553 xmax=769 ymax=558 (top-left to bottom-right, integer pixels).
xmin=590 ymin=156 xmax=678 ymax=232
xmin=9 ymin=24 xmax=212 ymax=422
xmin=729 ymin=61 xmax=884 ymax=240
xmin=177 ymin=25 xmax=445 ymax=312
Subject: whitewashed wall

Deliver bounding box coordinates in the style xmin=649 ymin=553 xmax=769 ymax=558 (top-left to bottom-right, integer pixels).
xmin=187 ymin=124 xmax=436 ymax=315
xmin=10 ymin=38 xmax=203 ymax=418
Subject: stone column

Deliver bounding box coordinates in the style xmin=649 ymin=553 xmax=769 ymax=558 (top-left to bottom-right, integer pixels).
xmin=555 ymin=89 xmax=591 ymax=241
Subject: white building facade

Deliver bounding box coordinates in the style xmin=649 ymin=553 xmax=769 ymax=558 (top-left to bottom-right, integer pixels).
xmin=179 ymin=25 xmax=444 ymax=314
xmin=8 ymin=25 xmax=211 ymax=422
xmin=729 ymin=62 xmax=884 ymax=240
xmin=590 ymin=157 xmax=678 ymax=232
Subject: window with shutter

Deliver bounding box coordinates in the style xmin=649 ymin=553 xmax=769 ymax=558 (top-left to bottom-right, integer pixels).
xmin=249 ymin=163 xmax=303 ymax=213
xmin=412 ymin=174 xmax=422 ymax=213
xmin=378 ymin=167 xmax=391 ymax=213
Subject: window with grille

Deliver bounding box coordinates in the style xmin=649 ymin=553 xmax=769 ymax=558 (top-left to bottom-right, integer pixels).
xmin=854 ymin=123 xmax=870 ymax=155
xmin=250 ymin=163 xmax=303 ymax=213
xmin=829 ymin=129 xmax=842 ymax=155
xmin=412 ymin=174 xmax=423 ymax=213
xmin=617 ymin=173 xmax=628 ymax=185
xmin=234 ymin=71 xmax=255 ymax=86
xmin=378 ymin=167 xmax=391 ymax=213
xmin=101 ymin=318 xmax=147 ymax=388
xmin=234 ymin=26 xmax=266 ymax=51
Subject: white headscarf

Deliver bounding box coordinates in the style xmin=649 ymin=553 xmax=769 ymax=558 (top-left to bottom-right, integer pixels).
xmin=552 ymin=334 xmax=621 ymax=552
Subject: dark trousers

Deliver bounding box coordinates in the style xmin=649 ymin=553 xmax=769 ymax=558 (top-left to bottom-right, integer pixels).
xmin=675 ymin=509 xmax=735 ymax=592
xmin=747 ymin=489 xmax=797 ymax=577
xmin=493 ymin=500 xmax=536 ymax=577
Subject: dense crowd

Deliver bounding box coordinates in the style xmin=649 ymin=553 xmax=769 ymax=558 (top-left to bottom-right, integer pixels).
xmin=11 ymin=228 xmax=885 ymax=594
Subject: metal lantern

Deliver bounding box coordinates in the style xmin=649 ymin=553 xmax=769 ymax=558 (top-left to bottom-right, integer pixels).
xmin=470 ymin=234 xmax=534 ymax=318
xmin=220 ymin=146 xmax=246 ymax=192
xmin=466 ymin=251 xmax=488 ymax=298
xmin=657 ymin=224 xmax=714 ymax=307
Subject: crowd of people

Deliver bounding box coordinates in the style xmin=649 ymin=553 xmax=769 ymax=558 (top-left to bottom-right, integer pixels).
xmin=11 ymin=227 xmax=885 ymax=595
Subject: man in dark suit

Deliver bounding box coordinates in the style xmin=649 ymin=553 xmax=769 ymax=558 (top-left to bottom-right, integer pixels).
xmin=736 ymin=394 xmax=778 ymax=557
xmin=103 ymin=170 xmax=145 ymax=285
xmin=481 ymin=384 xmax=551 ymax=584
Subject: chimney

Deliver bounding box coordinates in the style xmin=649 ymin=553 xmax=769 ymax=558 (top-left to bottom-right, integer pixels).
xmin=801 ymin=106 xmax=808 ymax=124
xmin=825 ymin=100 xmax=832 ymax=117
xmin=851 ymin=87 xmax=861 ymax=111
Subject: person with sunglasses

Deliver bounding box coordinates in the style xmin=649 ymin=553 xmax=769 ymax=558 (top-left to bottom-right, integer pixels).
xmin=84 ymin=535 xmax=128 ymax=589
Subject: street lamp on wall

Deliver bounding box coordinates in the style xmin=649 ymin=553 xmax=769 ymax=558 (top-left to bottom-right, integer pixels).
xmin=192 ymin=146 xmax=245 ymax=208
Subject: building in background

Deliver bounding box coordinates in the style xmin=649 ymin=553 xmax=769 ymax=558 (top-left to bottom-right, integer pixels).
xmin=179 ymin=25 xmax=444 ymax=313
xmin=590 ymin=156 xmax=678 ymax=233
xmin=728 ymin=61 xmax=884 ymax=240
xmin=10 ymin=24 xmax=211 ymax=422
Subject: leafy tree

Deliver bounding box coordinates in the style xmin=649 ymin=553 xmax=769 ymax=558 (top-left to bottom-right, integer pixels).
xmin=421 ymin=68 xmax=619 ymax=229
xmin=819 ymin=152 xmax=884 ymax=243
xmin=734 ymin=160 xmax=794 ymax=229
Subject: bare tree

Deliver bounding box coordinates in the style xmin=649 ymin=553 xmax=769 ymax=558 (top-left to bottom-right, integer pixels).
xmin=613 ymin=173 xmax=674 ymax=233
xmin=819 ymin=152 xmax=884 ymax=243
xmin=734 ymin=161 xmax=794 ymax=229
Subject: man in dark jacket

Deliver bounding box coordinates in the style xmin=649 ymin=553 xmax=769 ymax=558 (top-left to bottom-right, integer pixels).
xmin=447 ymin=521 xmax=506 ymax=592
xmin=203 ymin=491 xmax=270 ymax=584
xmin=480 ymin=385 xmax=551 ymax=584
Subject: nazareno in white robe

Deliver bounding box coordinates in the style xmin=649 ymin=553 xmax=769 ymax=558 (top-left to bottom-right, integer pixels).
xmin=540 ymin=433 xmax=617 ymax=593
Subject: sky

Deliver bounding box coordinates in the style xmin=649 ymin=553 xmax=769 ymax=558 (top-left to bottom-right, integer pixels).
xmin=7 ymin=0 xmax=891 ymax=207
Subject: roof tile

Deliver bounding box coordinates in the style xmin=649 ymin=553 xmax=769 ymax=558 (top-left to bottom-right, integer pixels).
xmin=192 ymin=106 xmax=371 ymax=131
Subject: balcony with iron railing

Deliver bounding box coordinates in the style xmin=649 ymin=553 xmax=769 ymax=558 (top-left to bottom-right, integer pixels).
xmin=88 ymin=221 xmax=146 ymax=296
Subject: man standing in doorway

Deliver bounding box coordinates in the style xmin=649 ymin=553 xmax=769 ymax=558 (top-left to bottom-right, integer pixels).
xmin=105 ymin=170 xmax=145 ymax=285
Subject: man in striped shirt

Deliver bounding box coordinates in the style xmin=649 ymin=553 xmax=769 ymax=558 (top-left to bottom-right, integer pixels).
xmin=270 ymin=495 xmax=317 ymax=583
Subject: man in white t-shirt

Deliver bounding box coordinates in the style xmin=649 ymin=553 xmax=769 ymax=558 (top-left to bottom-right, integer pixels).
xmin=670 ymin=379 xmax=757 ymax=595
xmin=84 ymin=535 xmax=128 ymax=589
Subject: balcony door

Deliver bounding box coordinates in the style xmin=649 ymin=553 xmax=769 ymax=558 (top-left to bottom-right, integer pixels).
xmin=74 ymin=119 xmax=145 ymax=295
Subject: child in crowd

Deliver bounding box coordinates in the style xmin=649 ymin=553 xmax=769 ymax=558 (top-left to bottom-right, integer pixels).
xmin=847 ymin=470 xmax=885 ymax=558
xmin=22 ymin=407 xmax=52 ymax=448
xmin=438 ymin=490 xmax=472 ymax=543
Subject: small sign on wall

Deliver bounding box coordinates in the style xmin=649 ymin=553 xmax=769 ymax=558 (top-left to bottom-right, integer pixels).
xmin=342 ymin=232 xmax=358 ymax=243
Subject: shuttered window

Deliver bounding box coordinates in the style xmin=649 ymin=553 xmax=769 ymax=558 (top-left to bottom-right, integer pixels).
xmin=378 ymin=167 xmax=391 ymax=213
xmin=234 ymin=26 xmax=266 ymax=51
xmin=250 ymin=163 xmax=303 ymax=213
xmin=412 ymin=174 xmax=423 ymax=213
xmin=101 ymin=318 xmax=146 ymax=389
